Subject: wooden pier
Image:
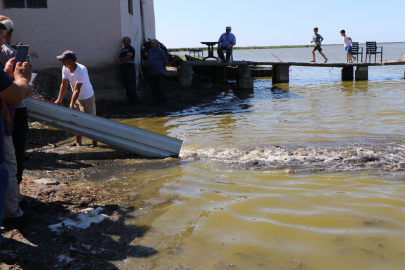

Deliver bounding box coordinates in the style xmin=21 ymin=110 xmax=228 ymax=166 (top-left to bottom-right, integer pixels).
xmin=178 ymin=60 xmax=405 ymax=87
xmin=178 ymin=61 xmax=254 ymax=89
xmin=250 ymin=61 xmax=405 ymax=84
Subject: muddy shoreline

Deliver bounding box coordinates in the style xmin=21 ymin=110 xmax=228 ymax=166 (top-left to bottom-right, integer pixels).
xmin=1 ymin=80 xmax=232 ymax=269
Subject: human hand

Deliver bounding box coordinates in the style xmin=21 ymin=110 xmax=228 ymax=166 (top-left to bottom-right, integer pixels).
xmin=14 ymin=61 xmax=32 ymax=83
xmin=27 ymin=83 xmax=33 ymax=97
xmin=69 ymin=103 xmax=74 ymax=109
xmin=54 ymin=98 xmax=62 ymax=105
xmin=4 ymin=58 xmax=15 ymax=79
xmin=227 ymin=45 xmax=231 ymax=49
xmin=310 ymin=40 xmax=314 ymax=43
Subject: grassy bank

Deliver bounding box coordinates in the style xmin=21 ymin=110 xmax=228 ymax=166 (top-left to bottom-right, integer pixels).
xmin=168 ymin=45 xmax=307 ymax=52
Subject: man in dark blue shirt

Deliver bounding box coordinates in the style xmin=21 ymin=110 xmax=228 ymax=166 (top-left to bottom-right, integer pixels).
xmin=117 ymin=37 xmax=137 ymax=105
xmin=147 ymin=39 xmax=168 ymax=106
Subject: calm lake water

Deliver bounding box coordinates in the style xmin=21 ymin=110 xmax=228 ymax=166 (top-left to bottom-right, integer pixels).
xmin=106 ymin=44 xmax=404 ymax=269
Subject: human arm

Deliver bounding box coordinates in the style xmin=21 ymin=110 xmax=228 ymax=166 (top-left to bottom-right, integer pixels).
xmin=117 ymin=52 xmax=133 ymax=63
xmin=117 ymin=52 xmax=134 ymax=65
xmin=0 ymin=61 xmax=33 ymax=105
xmin=55 ymin=78 xmax=69 ymax=105
xmin=218 ymin=34 xmax=223 ymax=47
xmin=117 ymin=47 xmax=135 ymax=65
xmin=69 ymin=83 xmax=83 ymax=109
xmin=1 ymin=100 xmax=11 ymax=127
xmin=318 ymin=35 xmax=323 ymax=45
xmin=348 ymin=37 xmax=353 ymax=47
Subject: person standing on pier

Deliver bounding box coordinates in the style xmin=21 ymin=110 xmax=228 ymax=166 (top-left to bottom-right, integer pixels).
xmin=117 ymin=36 xmax=138 ymax=106
xmin=55 ymin=50 xmax=97 ymax=148
xmin=310 ymin=27 xmax=328 ymax=63
xmin=340 ymin=30 xmax=356 ymax=63
xmin=148 ymin=39 xmax=168 ymax=106
xmin=217 ymin=26 xmax=236 ymax=63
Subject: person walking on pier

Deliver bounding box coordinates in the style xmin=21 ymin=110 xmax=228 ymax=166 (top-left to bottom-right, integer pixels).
xmin=117 ymin=36 xmax=138 ymax=105
xmin=310 ymin=27 xmax=328 ymax=63
xmin=55 ymin=50 xmax=97 ymax=148
xmin=217 ymin=26 xmax=236 ymax=63
xmin=340 ymin=30 xmax=355 ymax=63
xmin=148 ymin=39 xmax=168 ymax=106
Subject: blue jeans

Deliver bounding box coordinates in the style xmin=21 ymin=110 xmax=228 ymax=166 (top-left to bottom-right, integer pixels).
xmin=0 ymin=163 xmax=10 ymax=246
xmin=120 ymin=67 xmax=138 ymax=104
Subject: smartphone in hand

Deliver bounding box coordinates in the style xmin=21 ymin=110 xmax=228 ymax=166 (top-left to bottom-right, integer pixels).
xmin=14 ymin=45 xmax=29 ymax=67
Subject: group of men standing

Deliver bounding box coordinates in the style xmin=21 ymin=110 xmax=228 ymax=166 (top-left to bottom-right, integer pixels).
xmin=0 ymin=13 xmax=170 ymax=246
xmin=117 ymin=37 xmax=168 ymax=106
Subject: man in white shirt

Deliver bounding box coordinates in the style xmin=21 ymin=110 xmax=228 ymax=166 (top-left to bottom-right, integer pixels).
xmin=55 ymin=50 xmax=97 ymax=147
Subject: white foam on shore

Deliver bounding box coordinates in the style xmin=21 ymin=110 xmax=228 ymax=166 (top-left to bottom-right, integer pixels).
xmin=180 ymin=142 xmax=405 ymax=175
xmin=49 ymin=207 xmax=107 ymax=233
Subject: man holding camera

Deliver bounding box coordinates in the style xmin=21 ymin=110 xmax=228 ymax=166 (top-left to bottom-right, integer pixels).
xmin=0 ymin=21 xmax=33 ymax=243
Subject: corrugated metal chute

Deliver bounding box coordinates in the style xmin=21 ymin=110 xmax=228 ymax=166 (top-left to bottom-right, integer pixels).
xmin=25 ymin=97 xmax=182 ymax=158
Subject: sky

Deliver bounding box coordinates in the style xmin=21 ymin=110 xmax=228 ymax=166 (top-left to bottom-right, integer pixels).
xmin=154 ymin=0 xmax=405 ymax=49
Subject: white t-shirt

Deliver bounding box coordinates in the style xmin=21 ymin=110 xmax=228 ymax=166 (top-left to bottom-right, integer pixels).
xmin=343 ymin=35 xmax=351 ymax=48
xmin=62 ymin=63 xmax=94 ymax=100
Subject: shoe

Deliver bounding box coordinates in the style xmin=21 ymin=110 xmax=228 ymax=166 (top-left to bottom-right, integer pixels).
xmin=310 ymin=60 xmax=315 ymax=62
xmin=2 ymin=212 xmax=36 ymax=228
xmin=324 ymin=59 xmax=329 ymax=63
xmin=349 ymin=60 xmax=353 ymax=63
xmin=353 ymin=57 xmax=357 ymax=62
xmin=224 ymin=60 xmax=230 ymax=63
xmin=68 ymin=143 xmax=77 ymax=147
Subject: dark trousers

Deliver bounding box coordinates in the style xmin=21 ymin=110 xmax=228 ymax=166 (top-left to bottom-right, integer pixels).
xmin=12 ymin=107 xmax=28 ymax=184
xmin=217 ymin=46 xmax=232 ymax=61
xmin=149 ymin=73 xmax=166 ymax=105
xmin=120 ymin=67 xmax=138 ymax=104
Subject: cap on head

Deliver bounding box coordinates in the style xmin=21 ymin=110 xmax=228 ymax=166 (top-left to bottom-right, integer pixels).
xmin=56 ymin=50 xmax=77 ymax=61
xmin=226 ymin=26 xmax=231 ymax=30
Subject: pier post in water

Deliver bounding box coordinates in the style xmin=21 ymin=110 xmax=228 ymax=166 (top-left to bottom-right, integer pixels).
xmin=236 ymin=65 xmax=254 ymax=90
xmin=178 ymin=64 xmax=193 ymax=86
xmin=272 ymin=64 xmax=289 ymax=84
xmin=355 ymin=66 xmax=368 ymax=81
xmin=341 ymin=66 xmax=354 ymax=81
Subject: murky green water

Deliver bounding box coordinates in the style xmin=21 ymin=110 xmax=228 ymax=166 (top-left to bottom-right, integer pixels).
xmin=48 ymin=44 xmax=405 ymax=269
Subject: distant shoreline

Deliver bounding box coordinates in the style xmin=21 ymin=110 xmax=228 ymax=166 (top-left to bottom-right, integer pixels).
xmin=167 ymin=41 xmax=404 ymax=52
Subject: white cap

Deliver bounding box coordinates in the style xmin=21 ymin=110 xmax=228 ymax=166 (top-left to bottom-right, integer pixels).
xmin=226 ymin=26 xmax=231 ymax=30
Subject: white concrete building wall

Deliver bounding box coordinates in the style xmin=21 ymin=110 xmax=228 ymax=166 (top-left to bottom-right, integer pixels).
xmin=0 ymin=0 xmax=156 ymax=69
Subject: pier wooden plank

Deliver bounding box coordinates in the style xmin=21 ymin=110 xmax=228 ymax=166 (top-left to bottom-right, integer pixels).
xmin=250 ymin=61 xmax=405 ymax=67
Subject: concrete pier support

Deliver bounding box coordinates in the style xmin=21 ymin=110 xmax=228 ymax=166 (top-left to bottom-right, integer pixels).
xmin=236 ymin=65 xmax=254 ymax=89
xmin=355 ymin=66 xmax=368 ymax=81
xmin=341 ymin=66 xmax=354 ymax=81
xmin=212 ymin=66 xmax=227 ymax=83
xmin=178 ymin=64 xmax=192 ymax=86
xmin=272 ymin=64 xmax=289 ymax=84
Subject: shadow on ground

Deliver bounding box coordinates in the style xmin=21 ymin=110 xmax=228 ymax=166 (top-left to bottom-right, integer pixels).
xmin=1 ymin=183 xmax=157 ymax=270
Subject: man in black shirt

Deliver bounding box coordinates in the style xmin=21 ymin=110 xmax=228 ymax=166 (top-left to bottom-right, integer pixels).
xmin=117 ymin=37 xmax=137 ymax=105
